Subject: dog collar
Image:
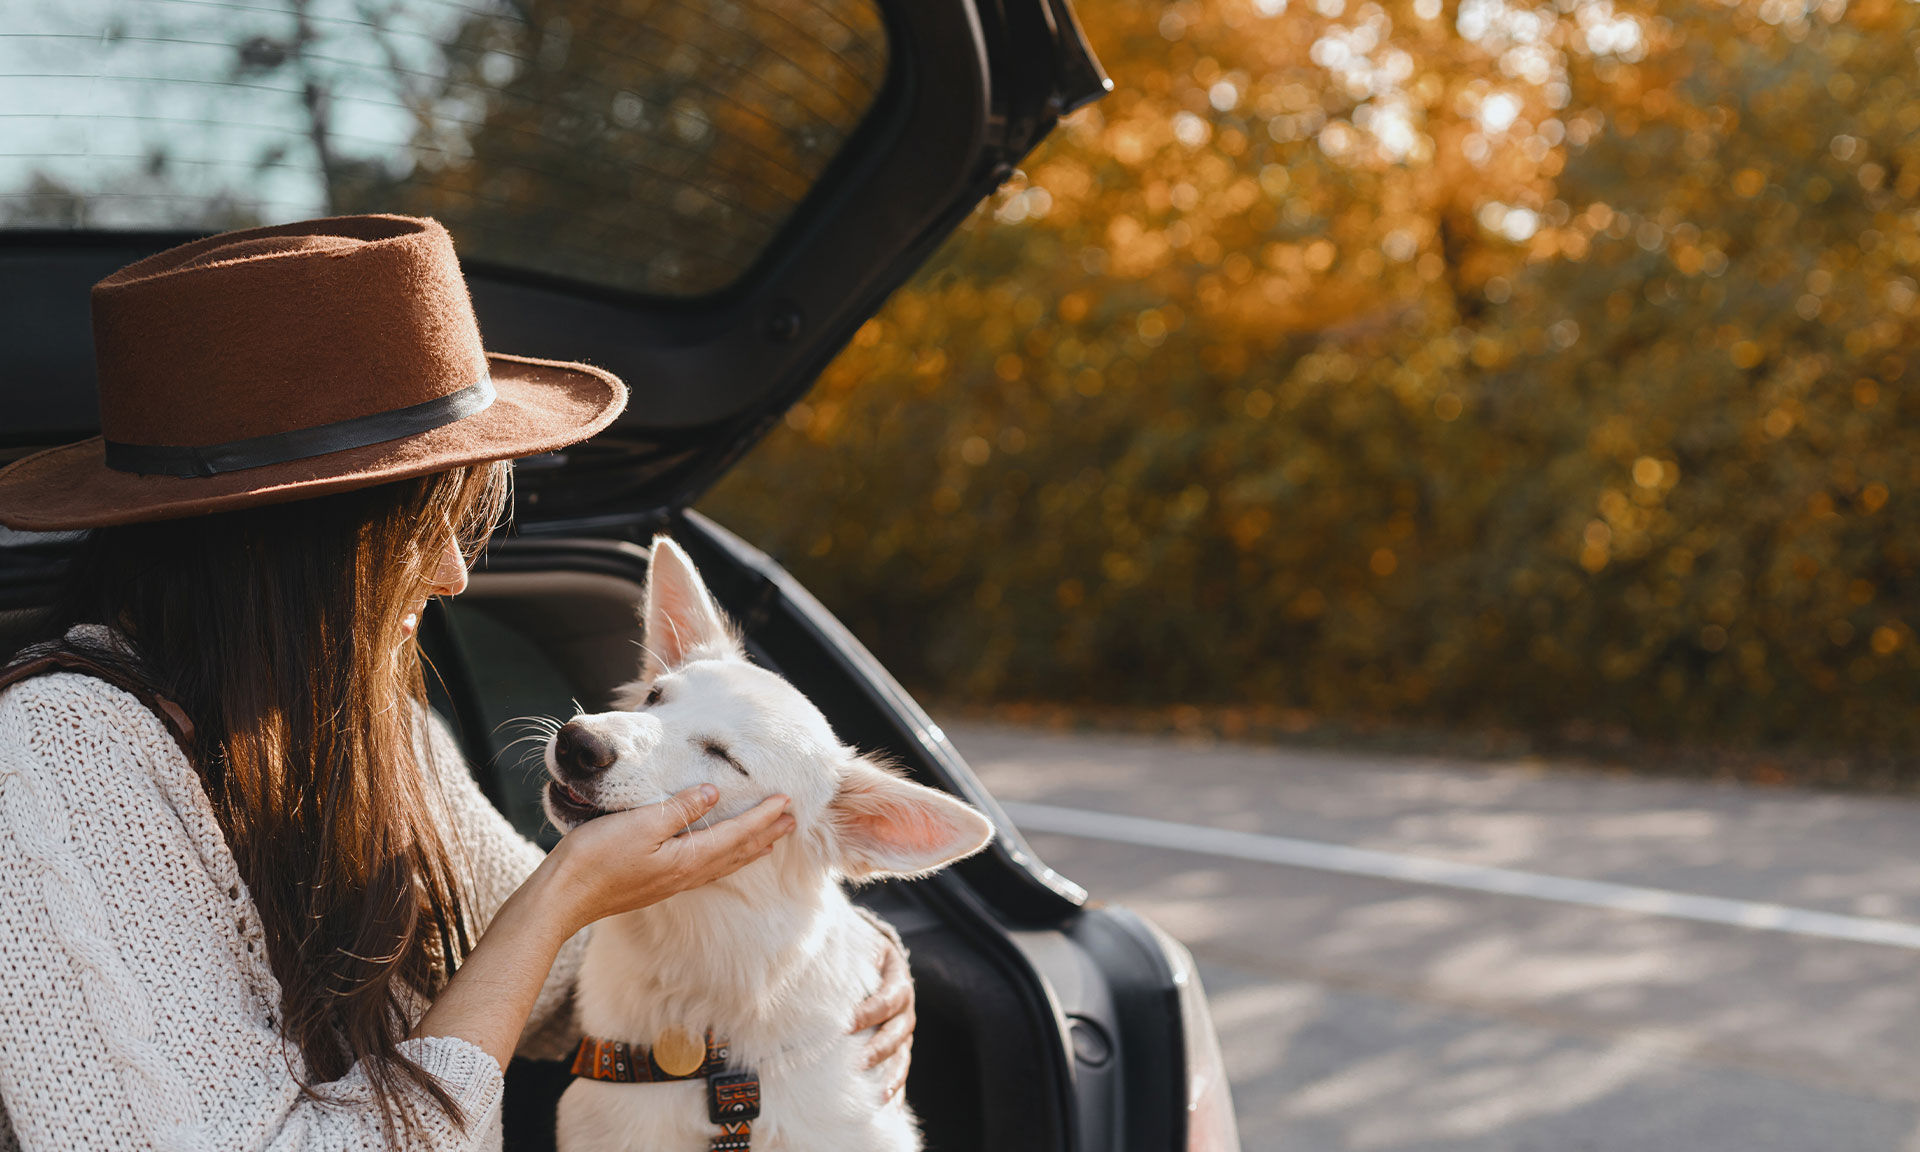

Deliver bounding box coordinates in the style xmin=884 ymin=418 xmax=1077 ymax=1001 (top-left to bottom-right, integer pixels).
xmin=571 ymin=1030 xmax=761 ymax=1151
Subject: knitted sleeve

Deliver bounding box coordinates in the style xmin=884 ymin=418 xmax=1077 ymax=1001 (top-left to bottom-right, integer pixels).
xmin=0 ymin=674 xmax=504 ymax=1151
xmin=415 ymin=706 xmax=587 ymax=1061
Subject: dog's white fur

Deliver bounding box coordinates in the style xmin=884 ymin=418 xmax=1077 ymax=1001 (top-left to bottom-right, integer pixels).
xmin=543 ymin=536 xmax=994 ymax=1152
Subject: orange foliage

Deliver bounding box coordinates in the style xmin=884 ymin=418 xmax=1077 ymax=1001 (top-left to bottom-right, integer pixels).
xmin=708 ymin=0 xmax=1920 ymax=756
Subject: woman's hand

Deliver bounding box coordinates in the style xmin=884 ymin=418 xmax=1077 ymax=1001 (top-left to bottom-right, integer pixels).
xmin=547 ymin=784 xmax=795 ymax=934
xmin=849 ymin=928 xmax=915 ymax=1101
xmin=413 ymin=784 xmax=793 ymax=1071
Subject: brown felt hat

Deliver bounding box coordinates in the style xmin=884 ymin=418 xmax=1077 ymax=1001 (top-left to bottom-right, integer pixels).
xmin=0 ymin=214 xmax=628 ymax=531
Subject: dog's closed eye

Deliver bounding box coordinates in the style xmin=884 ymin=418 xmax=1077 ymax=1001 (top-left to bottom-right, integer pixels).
xmin=699 ymin=738 xmax=750 ymax=777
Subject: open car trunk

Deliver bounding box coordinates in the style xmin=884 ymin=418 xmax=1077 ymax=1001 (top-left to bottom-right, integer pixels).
xmin=0 ymin=0 xmax=1107 ymax=528
xmin=417 ymin=514 xmax=1187 ymax=1152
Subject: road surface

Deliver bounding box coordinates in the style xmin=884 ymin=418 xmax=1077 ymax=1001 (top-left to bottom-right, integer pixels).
xmin=942 ymin=720 xmax=1920 ymax=1152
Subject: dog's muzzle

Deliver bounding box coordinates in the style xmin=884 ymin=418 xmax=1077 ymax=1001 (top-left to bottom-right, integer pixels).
xmin=552 ymin=719 xmax=616 ymax=778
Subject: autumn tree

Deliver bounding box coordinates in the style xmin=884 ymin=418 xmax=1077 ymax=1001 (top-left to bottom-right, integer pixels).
xmin=708 ymin=0 xmax=1920 ymax=763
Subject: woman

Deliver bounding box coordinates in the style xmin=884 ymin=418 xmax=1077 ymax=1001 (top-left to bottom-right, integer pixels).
xmin=0 ymin=216 xmax=913 ymax=1150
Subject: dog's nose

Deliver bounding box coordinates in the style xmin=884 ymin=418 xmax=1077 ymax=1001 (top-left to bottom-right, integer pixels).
xmin=553 ymin=720 xmax=616 ymax=776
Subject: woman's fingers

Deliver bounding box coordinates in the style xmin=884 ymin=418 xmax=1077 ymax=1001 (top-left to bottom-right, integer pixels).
xmin=862 ymin=1006 xmax=915 ymax=1070
xmin=666 ymin=794 xmax=794 ymax=883
xmin=647 ymin=783 xmax=721 ymax=843
xmin=850 ymin=942 xmax=911 ymax=1034
xmin=600 ymin=783 xmax=723 ymax=850
xmin=874 ymin=1039 xmax=912 ymax=1102
xmin=855 ymin=930 xmax=915 ymax=1071
xmin=856 ymin=925 xmax=913 ymax=1036
xmin=550 ymin=791 xmax=796 ymax=929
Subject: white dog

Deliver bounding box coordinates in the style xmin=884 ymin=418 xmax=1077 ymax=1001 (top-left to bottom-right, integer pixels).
xmin=542 ymin=536 xmax=994 ymax=1152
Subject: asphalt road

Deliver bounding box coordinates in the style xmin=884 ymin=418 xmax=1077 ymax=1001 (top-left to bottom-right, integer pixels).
xmin=941 ymin=720 xmax=1920 ymax=1152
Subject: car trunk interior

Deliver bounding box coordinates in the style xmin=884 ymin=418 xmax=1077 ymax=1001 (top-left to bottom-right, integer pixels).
xmin=419 ymin=533 xmax=1075 ymax=1152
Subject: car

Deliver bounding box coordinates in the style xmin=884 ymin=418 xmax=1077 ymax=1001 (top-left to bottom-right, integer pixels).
xmin=0 ymin=0 xmax=1241 ymax=1149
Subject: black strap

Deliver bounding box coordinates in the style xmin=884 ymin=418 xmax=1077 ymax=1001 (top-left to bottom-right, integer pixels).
xmin=103 ymin=371 xmax=495 ymax=478
xmin=0 ymin=649 xmax=195 ymax=751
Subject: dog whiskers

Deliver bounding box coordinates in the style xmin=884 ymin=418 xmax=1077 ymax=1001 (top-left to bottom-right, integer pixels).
xmin=493 ymin=714 xmax=567 ymax=778
xmin=673 ymin=802 xmax=717 ymax=838
xmin=633 ymin=638 xmax=669 ymax=671
xmin=498 ymin=731 xmax=558 ymax=754
xmin=503 ymin=720 xmax=557 ymax=731
xmin=495 ymin=713 xmax=563 ymax=737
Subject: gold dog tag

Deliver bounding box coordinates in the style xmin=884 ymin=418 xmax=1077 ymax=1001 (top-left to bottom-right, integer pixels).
xmin=653 ymin=1026 xmax=705 ymax=1077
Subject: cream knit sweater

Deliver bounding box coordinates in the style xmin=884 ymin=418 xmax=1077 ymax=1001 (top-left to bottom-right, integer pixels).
xmin=0 ymin=659 xmax=586 ymax=1151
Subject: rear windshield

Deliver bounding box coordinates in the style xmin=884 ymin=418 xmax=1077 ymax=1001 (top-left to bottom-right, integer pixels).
xmin=0 ymin=0 xmax=889 ymax=297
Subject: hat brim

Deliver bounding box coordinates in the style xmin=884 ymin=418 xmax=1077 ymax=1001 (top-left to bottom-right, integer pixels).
xmin=0 ymin=352 xmax=627 ymax=531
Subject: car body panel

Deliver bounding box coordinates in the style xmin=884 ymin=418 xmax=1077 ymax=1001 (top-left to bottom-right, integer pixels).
xmin=0 ymin=0 xmax=1107 ymax=524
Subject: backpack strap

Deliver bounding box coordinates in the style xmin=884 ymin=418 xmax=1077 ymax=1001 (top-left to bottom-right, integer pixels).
xmin=0 ymin=649 xmax=196 ymax=753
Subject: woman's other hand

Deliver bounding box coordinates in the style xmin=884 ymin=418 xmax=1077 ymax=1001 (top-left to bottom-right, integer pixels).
xmin=849 ymin=927 xmax=915 ymax=1101
xmin=547 ymin=784 xmax=795 ymax=932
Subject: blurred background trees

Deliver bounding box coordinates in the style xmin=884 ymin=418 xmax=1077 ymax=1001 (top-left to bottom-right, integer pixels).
xmin=705 ymin=0 xmax=1920 ymax=763
xmin=11 ymin=0 xmax=1920 ymax=765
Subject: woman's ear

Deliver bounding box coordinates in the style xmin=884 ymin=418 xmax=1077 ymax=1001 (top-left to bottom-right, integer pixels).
xmin=640 ymin=536 xmax=742 ymax=679
xmin=829 ymin=757 xmax=995 ymax=881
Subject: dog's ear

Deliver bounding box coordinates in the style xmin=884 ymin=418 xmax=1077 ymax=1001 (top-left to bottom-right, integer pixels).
xmin=828 ymin=757 xmax=995 ymax=881
xmin=640 ymin=536 xmax=742 ymax=679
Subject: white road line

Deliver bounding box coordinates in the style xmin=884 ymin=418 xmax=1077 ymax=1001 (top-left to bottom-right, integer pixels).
xmin=1002 ymin=801 xmax=1920 ymax=951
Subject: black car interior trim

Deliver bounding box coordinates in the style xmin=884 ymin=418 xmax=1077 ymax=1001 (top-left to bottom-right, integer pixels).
xmin=419 ymin=532 xmax=1085 ymax=1152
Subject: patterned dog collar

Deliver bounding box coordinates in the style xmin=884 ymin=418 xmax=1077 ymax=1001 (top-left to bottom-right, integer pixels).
xmin=571 ymin=1031 xmax=762 ymax=1151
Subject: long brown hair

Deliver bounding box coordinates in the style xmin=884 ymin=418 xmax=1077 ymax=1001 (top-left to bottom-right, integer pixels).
xmin=17 ymin=462 xmax=511 ymax=1141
